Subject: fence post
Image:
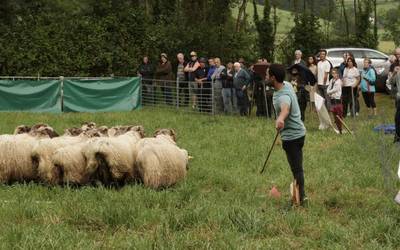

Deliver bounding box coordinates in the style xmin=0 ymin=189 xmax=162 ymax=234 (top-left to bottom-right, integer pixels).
xmin=211 ymin=79 xmax=215 ymax=115
xmin=60 ymin=76 xmax=64 ymax=112
xmin=176 ymin=77 xmax=180 ymax=109
xmin=139 ymin=76 xmax=143 ymax=107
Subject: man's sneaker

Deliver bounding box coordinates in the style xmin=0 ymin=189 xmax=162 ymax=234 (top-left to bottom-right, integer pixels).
xmin=300 ymin=197 xmax=309 ymax=207
xmin=356 ymin=112 xmax=359 ymax=116
xmin=395 ymin=191 xmax=400 ymax=205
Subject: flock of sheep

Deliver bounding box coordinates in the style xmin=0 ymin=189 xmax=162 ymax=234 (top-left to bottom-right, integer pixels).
xmin=0 ymin=123 xmax=189 ymax=189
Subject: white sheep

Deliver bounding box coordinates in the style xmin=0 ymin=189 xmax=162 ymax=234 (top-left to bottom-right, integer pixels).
xmin=0 ymin=125 xmax=57 ymax=184
xmin=133 ymin=129 xmax=189 ymax=189
xmin=31 ymin=136 xmax=86 ymax=185
xmin=82 ymin=125 xmax=145 ymax=186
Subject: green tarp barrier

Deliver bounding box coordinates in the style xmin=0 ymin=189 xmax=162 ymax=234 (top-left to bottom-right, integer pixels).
xmin=63 ymin=77 xmax=141 ymax=112
xmin=0 ymin=80 xmax=62 ymax=113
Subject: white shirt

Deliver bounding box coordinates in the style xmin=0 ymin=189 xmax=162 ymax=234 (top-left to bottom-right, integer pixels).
xmin=327 ymin=78 xmax=342 ymax=100
xmin=343 ymin=67 xmax=360 ymax=87
xmin=317 ymin=60 xmax=331 ymax=86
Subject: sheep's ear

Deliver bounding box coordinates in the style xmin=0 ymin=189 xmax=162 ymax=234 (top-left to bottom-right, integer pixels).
xmin=153 ymin=128 xmax=161 ymax=137
xmin=169 ymin=129 xmax=177 ymax=142
xmin=47 ymin=128 xmax=59 ymax=138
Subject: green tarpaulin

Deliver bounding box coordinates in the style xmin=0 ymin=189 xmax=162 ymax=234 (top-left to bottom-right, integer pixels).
xmin=63 ymin=77 xmax=141 ymax=112
xmin=0 ymin=80 xmax=62 ymax=113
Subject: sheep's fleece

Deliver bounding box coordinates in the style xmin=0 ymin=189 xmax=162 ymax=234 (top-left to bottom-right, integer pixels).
xmin=0 ymin=124 xmax=190 ymax=189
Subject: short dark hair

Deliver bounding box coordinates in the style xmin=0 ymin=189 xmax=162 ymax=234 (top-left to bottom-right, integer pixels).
xmin=268 ymin=64 xmax=286 ymax=83
xmin=319 ymin=49 xmax=327 ymax=55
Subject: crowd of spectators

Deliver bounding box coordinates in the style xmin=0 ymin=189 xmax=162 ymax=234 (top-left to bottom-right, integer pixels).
xmin=137 ymin=48 xmax=400 ymax=135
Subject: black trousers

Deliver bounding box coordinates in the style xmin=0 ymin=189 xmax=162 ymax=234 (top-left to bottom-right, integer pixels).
xmin=236 ymin=89 xmax=249 ymax=116
xmin=282 ymin=136 xmax=306 ymax=200
xmin=179 ymin=81 xmax=189 ymax=106
xmin=161 ymin=83 xmax=173 ymax=105
xmin=395 ymin=100 xmax=400 ymax=141
xmin=342 ymin=86 xmax=360 ymax=117
xmin=297 ymin=88 xmax=308 ymax=122
xmin=362 ymin=92 xmax=376 ymax=108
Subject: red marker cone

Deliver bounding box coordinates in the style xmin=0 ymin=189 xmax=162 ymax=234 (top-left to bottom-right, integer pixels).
xmin=269 ymin=186 xmax=281 ymax=199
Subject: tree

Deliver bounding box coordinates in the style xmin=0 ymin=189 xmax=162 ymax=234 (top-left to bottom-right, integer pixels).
xmin=253 ymin=0 xmax=276 ymax=61
xmin=382 ymin=4 xmax=400 ymax=46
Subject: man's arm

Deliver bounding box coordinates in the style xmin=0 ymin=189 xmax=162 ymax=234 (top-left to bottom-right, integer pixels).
xmin=276 ymin=103 xmax=290 ymax=131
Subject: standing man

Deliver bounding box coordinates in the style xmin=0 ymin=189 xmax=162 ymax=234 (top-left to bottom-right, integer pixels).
xmin=267 ymin=64 xmax=307 ymax=206
xmin=317 ymin=49 xmax=331 ymax=102
xmin=293 ymin=50 xmax=306 ymax=66
xmin=176 ymin=53 xmax=188 ymax=106
xmin=137 ymin=56 xmax=154 ymax=104
xmin=233 ymin=62 xmax=251 ymax=116
xmin=185 ymin=51 xmax=200 ymax=109
xmin=211 ymin=58 xmax=225 ymax=113
xmin=390 ymin=64 xmax=400 ymax=143
xmin=195 ymin=58 xmax=209 ymax=113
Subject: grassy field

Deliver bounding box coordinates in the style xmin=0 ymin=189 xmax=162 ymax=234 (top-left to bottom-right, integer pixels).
xmin=0 ymin=94 xmax=399 ymax=248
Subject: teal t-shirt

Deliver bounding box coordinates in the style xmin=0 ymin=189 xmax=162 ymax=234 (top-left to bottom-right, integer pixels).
xmin=360 ymin=67 xmax=376 ymax=93
xmin=273 ymin=81 xmax=306 ymax=141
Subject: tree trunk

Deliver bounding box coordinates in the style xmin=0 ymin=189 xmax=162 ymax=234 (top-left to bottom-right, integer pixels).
xmin=236 ymin=0 xmax=248 ymax=32
xmin=341 ymin=0 xmax=350 ymax=38
xmin=373 ymin=0 xmax=378 ymax=43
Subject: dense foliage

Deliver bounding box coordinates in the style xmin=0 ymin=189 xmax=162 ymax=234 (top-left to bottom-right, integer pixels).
xmin=0 ymin=0 xmax=256 ymax=76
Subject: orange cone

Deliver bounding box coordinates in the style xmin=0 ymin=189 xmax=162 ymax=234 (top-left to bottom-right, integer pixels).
xmin=269 ymin=186 xmax=281 ymax=199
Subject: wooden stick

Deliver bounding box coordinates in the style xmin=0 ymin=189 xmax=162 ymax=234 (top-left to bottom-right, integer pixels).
xmin=336 ymin=115 xmax=353 ymax=134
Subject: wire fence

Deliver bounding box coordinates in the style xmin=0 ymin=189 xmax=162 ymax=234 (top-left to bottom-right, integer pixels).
xmin=141 ymin=78 xmax=220 ymax=115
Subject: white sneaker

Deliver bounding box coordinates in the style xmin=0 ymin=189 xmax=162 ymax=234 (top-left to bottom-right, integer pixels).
xmin=318 ymin=124 xmax=327 ymax=130
xmin=395 ymin=191 xmax=400 ymax=205
xmin=333 ymin=128 xmax=340 ymax=134
xmin=347 ymin=112 xmax=351 ymax=117
xmin=356 ymin=112 xmax=359 ymax=116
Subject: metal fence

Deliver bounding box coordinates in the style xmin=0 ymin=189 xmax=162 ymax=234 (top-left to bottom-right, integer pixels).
xmin=141 ymin=78 xmax=218 ymax=114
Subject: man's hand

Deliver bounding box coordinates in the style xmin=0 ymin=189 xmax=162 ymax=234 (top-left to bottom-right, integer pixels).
xmin=242 ymin=85 xmax=247 ymax=91
xmin=276 ymin=117 xmax=284 ymax=131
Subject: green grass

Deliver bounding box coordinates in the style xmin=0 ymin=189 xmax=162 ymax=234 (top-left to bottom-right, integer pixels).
xmin=0 ymin=94 xmax=399 ymax=248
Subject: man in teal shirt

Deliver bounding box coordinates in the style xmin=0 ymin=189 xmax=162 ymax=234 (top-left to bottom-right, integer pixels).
xmin=267 ymin=64 xmax=307 ymax=206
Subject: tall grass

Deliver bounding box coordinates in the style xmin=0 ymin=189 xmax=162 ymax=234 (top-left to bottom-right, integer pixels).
xmin=0 ymin=94 xmax=398 ymax=248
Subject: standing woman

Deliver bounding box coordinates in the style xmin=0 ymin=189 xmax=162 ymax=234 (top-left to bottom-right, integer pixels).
xmin=342 ymin=57 xmax=360 ymax=117
xmin=360 ymin=58 xmax=377 ymax=116
xmin=155 ymin=53 xmax=174 ymax=105
xmin=306 ymin=56 xmax=318 ymax=108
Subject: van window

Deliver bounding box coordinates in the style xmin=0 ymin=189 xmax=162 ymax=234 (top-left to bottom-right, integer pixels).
xmin=327 ymin=51 xmax=344 ymax=58
xmin=351 ymin=50 xmax=364 ymax=58
xmin=364 ymin=50 xmax=387 ymax=60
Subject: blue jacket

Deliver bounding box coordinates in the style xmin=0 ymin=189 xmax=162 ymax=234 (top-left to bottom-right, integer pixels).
xmin=360 ymin=67 xmax=376 ymax=93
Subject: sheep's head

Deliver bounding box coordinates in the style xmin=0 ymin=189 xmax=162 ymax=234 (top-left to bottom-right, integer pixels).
xmin=81 ymin=122 xmax=96 ymax=131
xmin=97 ymin=126 xmax=109 ymax=137
xmin=64 ymin=127 xmax=83 ymax=136
xmin=13 ymin=125 xmax=31 ymax=135
xmin=127 ymin=125 xmax=145 ymax=138
xmin=154 ymin=128 xmax=176 ymax=142
xmin=30 ymin=124 xmax=59 ymax=138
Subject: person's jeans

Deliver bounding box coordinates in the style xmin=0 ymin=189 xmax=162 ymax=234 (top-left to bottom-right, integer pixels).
xmin=222 ymin=88 xmax=234 ymax=114
xmin=213 ymin=81 xmax=224 ymax=113
xmin=362 ymin=91 xmax=376 ymax=108
xmin=236 ymin=88 xmax=249 ymax=116
xmin=282 ymin=136 xmax=306 ymax=200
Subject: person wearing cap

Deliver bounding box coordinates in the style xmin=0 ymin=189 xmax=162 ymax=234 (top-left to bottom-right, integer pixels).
xmin=155 ymin=53 xmax=174 ymax=105
xmin=185 ymin=51 xmax=200 ymax=109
